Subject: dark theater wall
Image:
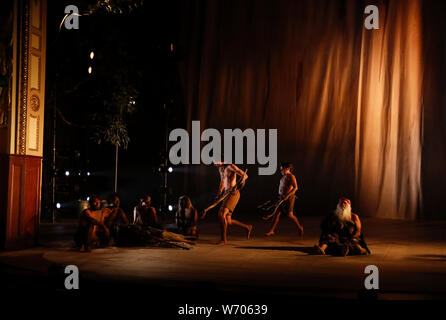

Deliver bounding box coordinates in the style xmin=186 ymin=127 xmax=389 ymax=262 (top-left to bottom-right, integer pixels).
xmin=175 ymin=0 xmax=446 ymax=219
xmin=421 ymin=0 xmax=446 ymax=220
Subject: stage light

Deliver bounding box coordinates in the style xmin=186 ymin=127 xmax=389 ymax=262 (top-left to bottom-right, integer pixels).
xmin=88 ymin=66 xmax=92 ymax=74
xmin=168 ymin=167 xmax=173 ymax=173
xmin=90 ymin=51 xmax=94 ymax=59
xmin=87 ymin=197 xmax=90 ymax=201
xmin=65 ymin=171 xmax=70 ymax=176
xmin=168 ymin=205 xmax=173 ymax=211
xmin=56 ymin=203 xmax=61 ymax=209
xmin=87 ymin=172 xmax=91 ymax=176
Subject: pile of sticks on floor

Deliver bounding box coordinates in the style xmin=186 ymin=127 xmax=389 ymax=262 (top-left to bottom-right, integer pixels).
xmin=116 ymin=225 xmax=194 ymax=250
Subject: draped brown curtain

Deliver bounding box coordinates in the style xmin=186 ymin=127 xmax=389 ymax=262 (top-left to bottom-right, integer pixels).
xmin=355 ymin=0 xmax=423 ymax=219
xmin=177 ymin=0 xmax=445 ymax=219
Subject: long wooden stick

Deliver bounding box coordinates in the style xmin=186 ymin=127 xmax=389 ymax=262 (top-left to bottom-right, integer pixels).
xmin=200 ymin=169 xmax=248 ymax=219
xmin=257 ymin=200 xmax=272 ymax=209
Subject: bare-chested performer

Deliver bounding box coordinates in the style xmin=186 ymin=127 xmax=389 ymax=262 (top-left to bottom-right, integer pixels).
xmin=215 ymin=162 xmax=252 ymax=245
xmin=74 ymin=196 xmax=109 ymax=252
xmin=134 ymin=195 xmax=159 ymax=228
xmin=102 ymin=193 xmax=129 ymax=245
xmin=265 ymin=162 xmax=304 ymax=237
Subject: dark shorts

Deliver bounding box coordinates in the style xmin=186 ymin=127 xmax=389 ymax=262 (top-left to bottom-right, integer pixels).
xmin=279 ymin=195 xmax=295 ymax=214
xmin=221 ymin=189 xmax=240 ymax=213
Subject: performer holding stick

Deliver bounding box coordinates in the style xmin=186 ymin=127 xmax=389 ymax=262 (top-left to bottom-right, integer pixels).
xmin=265 ymin=162 xmax=304 ymax=238
xmin=212 ymin=162 xmax=252 ymax=245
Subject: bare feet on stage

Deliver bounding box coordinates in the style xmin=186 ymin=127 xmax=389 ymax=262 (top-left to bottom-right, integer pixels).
xmin=217 ymin=240 xmax=228 ymax=245
xmin=247 ymin=225 xmax=253 ymax=239
xmin=313 ymin=245 xmax=325 ymax=255
xmin=265 ymin=231 xmax=275 ymax=237
xmin=298 ymin=225 xmax=304 ymax=239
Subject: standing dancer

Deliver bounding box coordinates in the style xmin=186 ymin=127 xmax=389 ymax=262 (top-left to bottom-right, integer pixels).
xmin=265 ymin=162 xmax=304 ymax=238
xmin=215 ymin=162 xmax=252 ymax=245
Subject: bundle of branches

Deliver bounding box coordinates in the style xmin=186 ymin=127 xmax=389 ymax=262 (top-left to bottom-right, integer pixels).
xmin=258 ymin=194 xmax=298 ymax=221
xmin=116 ymin=224 xmax=194 ymax=250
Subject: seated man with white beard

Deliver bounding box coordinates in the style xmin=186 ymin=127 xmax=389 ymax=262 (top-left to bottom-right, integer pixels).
xmin=314 ymin=198 xmax=370 ymax=256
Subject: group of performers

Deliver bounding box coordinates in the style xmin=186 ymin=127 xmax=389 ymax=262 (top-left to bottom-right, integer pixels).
xmin=74 ymin=194 xmax=129 ymax=252
xmin=208 ymin=161 xmax=369 ymax=255
xmin=74 ymin=161 xmax=370 ymax=256
xmin=73 ymin=192 xmax=199 ymax=251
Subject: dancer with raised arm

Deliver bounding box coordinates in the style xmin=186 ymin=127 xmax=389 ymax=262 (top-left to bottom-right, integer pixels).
xmin=213 ymin=162 xmax=252 ymax=245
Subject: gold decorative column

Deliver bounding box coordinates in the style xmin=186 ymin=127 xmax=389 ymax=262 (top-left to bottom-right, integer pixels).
xmin=0 ymin=0 xmax=47 ymax=250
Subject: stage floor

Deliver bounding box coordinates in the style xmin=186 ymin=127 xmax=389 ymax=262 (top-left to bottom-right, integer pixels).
xmin=1 ymin=216 xmax=446 ymax=302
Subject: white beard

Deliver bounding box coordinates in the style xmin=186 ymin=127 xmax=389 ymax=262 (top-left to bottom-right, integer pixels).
xmin=335 ymin=204 xmax=352 ymax=223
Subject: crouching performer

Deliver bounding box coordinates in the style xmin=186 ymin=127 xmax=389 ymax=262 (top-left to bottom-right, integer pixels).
xmin=175 ymin=195 xmax=198 ymax=237
xmin=102 ymin=193 xmax=129 ymax=246
xmin=134 ymin=195 xmax=161 ymax=228
xmin=314 ymin=198 xmax=370 ymax=256
xmin=74 ymin=196 xmax=110 ymax=252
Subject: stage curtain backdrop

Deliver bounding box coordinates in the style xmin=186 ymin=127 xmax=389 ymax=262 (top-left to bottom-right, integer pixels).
xmin=176 ymin=0 xmax=445 ymax=219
